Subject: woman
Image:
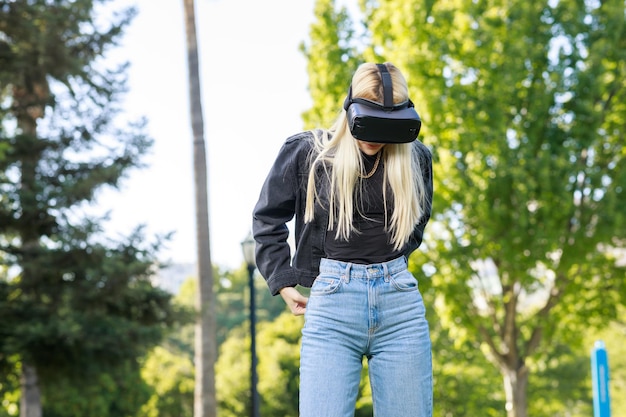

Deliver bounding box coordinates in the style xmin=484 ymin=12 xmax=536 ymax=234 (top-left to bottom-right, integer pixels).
xmin=252 ymin=62 xmax=433 ymax=417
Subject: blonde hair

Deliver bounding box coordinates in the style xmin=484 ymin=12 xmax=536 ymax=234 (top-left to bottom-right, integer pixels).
xmin=304 ymin=62 xmax=428 ymax=250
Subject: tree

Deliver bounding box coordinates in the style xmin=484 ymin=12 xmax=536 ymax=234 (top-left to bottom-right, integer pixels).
xmin=181 ymin=1 xmax=218 ymax=416
xmin=0 ymin=1 xmax=183 ymax=416
xmin=300 ymin=2 xmax=507 ymax=415
xmin=301 ymin=0 xmax=626 ymax=415
xmin=360 ymin=1 xmax=626 ymax=416
xmin=300 ymin=0 xmax=361 ymax=129
xmin=216 ymin=312 xmax=303 ymax=417
xmin=140 ymin=346 xmax=195 ymax=417
xmin=214 ymin=265 xmax=286 ymax=345
xmin=41 ymin=360 xmax=153 ymax=417
xmin=149 ymin=266 xmax=287 ymax=417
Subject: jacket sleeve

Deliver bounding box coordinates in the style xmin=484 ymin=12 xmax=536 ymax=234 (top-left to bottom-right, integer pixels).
xmin=252 ymin=135 xmax=307 ymax=295
xmin=403 ymin=141 xmax=434 ymax=257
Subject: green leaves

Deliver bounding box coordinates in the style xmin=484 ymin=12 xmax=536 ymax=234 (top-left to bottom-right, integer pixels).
xmin=0 ymin=2 xmax=182 ymax=416
xmin=302 ymin=0 xmax=626 ymax=414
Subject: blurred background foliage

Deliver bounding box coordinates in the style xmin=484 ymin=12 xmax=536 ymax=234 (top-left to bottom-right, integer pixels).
xmin=2 ymin=0 xmax=625 ymax=416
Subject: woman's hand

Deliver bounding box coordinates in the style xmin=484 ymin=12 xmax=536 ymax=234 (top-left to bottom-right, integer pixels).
xmin=279 ymin=287 xmax=308 ymax=316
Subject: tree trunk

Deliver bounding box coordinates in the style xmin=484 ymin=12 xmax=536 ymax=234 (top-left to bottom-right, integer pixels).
xmin=20 ymin=364 xmax=41 ymax=417
xmin=502 ymin=365 xmax=529 ymax=417
xmin=182 ymin=1 xmax=218 ymax=416
xmin=15 ymin=83 xmax=45 ymax=417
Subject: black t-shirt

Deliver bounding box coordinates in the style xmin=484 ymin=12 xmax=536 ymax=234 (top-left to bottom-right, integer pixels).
xmin=324 ymin=152 xmax=402 ymax=264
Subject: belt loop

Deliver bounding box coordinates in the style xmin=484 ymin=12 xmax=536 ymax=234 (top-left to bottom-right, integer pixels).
xmin=343 ymin=263 xmax=351 ymax=283
xmin=383 ymin=262 xmax=390 ymax=282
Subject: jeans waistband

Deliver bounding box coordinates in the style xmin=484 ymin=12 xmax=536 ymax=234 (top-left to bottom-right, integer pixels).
xmin=319 ymin=256 xmax=407 ymax=280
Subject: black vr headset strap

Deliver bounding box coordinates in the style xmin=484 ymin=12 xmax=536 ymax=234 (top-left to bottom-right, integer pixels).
xmin=343 ymin=86 xmax=353 ymax=111
xmin=376 ymin=63 xmax=394 ymax=110
xmin=344 ymin=63 xmax=409 ymax=111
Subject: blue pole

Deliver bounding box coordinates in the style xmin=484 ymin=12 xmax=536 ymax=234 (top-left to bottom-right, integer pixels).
xmin=591 ymin=340 xmax=611 ymax=417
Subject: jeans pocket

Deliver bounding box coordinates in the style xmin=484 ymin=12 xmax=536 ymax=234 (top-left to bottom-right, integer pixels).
xmin=389 ymin=271 xmax=419 ymax=292
xmin=310 ymin=274 xmax=342 ymax=296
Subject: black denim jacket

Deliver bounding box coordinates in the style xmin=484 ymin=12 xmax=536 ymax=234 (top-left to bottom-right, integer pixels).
xmin=252 ymin=130 xmax=433 ymax=296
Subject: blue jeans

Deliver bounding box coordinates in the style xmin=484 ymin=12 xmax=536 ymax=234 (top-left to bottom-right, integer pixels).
xmin=300 ymin=257 xmax=433 ymax=417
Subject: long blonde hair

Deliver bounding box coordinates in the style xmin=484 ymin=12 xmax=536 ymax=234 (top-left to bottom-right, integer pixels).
xmin=304 ymin=62 xmax=429 ymax=250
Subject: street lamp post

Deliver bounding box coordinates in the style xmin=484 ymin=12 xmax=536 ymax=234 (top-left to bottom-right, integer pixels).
xmin=241 ymin=232 xmax=260 ymax=417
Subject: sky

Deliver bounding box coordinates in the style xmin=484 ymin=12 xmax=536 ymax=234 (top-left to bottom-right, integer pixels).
xmin=100 ymin=0 xmax=316 ymax=270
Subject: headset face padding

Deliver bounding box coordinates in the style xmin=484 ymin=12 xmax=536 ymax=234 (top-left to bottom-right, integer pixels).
xmin=343 ymin=64 xmax=421 ymax=143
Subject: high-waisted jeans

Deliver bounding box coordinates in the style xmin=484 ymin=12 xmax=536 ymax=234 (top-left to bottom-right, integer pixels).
xmin=299 ymin=256 xmax=433 ymax=417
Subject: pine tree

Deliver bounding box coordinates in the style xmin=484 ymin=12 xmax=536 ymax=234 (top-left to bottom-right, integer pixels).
xmin=0 ymin=2 xmax=184 ymax=416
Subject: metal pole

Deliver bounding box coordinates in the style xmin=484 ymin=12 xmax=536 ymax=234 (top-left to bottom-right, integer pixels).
xmin=591 ymin=340 xmax=611 ymax=417
xmin=248 ymin=264 xmax=260 ymax=417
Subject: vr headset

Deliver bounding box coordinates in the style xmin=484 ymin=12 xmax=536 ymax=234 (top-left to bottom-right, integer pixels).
xmin=343 ymin=63 xmax=421 ymax=143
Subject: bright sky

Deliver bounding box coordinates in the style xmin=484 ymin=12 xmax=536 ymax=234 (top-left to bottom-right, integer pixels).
xmin=100 ymin=0 xmax=315 ymax=270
